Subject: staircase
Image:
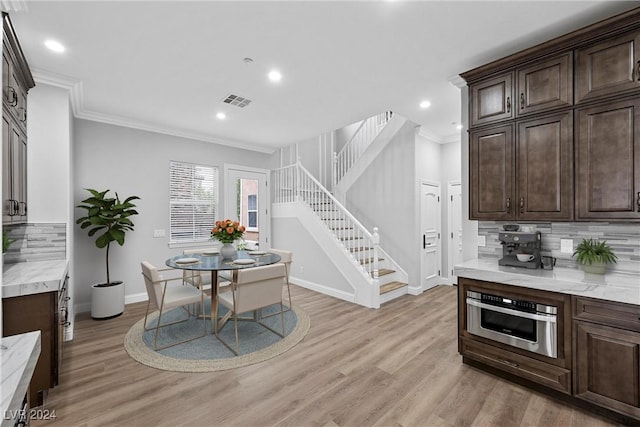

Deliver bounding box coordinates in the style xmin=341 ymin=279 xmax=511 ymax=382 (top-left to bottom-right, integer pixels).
xmin=273 ymin=113 xmax=409 ymax=307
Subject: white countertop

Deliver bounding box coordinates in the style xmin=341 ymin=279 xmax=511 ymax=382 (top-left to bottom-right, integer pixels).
xmin=2 ymin=259 xmax=69 ymax=298
xmin=454 ymin=259 xmax=640 ymax=306
xmin=0 ymin=331 xmax=41 ymax=427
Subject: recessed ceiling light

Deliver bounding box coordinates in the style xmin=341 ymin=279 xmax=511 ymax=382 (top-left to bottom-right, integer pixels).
xmin=216 ymin=112 xmax=226 ymax=120
xmin=419 ymin=100 xmax=431 ymax=109
xmin=44 ymin=39 xmax=65 ymax=53
xmin=268 ymin=70 xmax=282 ymax=82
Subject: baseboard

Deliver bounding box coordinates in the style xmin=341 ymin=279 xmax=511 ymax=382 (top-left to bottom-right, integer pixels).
xmin=407 ymin=284 xmax=422 ymax=295
xmin=290 ymin=276 xmax=356 ymax=303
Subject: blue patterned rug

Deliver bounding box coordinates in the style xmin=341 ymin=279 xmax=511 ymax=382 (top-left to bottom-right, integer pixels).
xmin=124 ymin=300 xmax=310 ymax=372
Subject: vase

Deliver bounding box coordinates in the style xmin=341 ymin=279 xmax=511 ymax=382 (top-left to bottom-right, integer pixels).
xmin=220 ymin=242 xmax=236 ymax=260
xmin=582 ymin=262 xmax=607 ymax=274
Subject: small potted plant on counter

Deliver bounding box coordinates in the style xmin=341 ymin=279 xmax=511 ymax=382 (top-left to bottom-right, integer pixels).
xmin=573 ymin=238 xmax=617 ymax=274
xmin=76 ymin=188 xmax=140 ymax=319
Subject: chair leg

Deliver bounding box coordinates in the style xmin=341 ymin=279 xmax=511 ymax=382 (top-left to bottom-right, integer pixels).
xmin=279 ymin=302 xmax=285 ymax=336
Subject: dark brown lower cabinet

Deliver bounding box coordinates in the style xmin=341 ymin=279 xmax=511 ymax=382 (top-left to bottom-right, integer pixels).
xmin=573 ymin=297 xmax=640 ymax=420
xmin=2 ymin=290 xmax=63 ymax=407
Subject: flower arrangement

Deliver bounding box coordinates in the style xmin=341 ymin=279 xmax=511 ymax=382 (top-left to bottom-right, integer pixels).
xmin=211 ymin=219 xmax=245 ymax=244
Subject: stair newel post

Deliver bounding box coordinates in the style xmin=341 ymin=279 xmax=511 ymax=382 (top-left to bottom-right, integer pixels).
xmin=372 ymin=227 xmax=380 ymax=280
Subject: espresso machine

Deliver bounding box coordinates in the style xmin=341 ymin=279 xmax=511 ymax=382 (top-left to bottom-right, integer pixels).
xmin=498 ymin=230 xmax=542 ymax=269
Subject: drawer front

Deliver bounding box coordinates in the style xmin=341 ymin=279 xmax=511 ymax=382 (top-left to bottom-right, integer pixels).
xmin=574 ymin=296 xmax=640 ymax=332
xmin=461 ymin=336 xmax=571 ymax=394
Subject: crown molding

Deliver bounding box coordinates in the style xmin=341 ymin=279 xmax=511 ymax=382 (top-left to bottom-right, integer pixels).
xmin=447 ymin=74 xmax=466 ymax=89
xmin=416 ymin=126 xmax=461 ymax=145
xmin=31 ymin=69 xmax=276 ymax=154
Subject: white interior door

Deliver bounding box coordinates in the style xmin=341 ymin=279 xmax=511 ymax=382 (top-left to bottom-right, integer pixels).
xmin=448 ymin=182 xmax=463 ymax=284
xmin=420 ymin=181 xmax=441 ymax=290
xmin=224 ymin=165 xmax=269 ymax=249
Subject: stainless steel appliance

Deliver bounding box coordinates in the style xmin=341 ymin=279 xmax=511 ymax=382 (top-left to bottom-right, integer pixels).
xmin=466 ymin=290 xmax=557 ymax=358
xmin=498 ymin=231 xmax=542 ymax=269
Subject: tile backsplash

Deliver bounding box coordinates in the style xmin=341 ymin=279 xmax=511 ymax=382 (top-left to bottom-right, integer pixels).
xmin=4 ymin=223 xmax=66 ymax=263
xmin=478 ymin=222 xmax=640 ymax=275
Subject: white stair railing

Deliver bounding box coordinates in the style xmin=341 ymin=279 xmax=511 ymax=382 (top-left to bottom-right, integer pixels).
xmin=333 ymin=111 xmax=393 ymax=189
xmin=273 ymin=161 xmax=380 ymax=281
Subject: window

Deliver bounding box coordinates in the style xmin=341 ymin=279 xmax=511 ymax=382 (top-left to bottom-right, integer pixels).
xmin=169 ymin=161 xmax=218 ymax=245
xmin=247 ymin=194 xmax=258 ymax=228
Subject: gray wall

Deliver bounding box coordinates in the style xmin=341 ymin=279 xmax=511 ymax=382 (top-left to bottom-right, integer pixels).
xmin=345 ymin=121 xmax=419 ymax=286
xmin=73 ymin=119 xmax=274 ymax=309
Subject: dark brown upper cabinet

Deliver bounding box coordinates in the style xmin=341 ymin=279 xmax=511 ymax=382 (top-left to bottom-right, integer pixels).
xmin=576 ymin=29 xmax=640 ymax=103
xmin=469 ymin=113 xmax=573 ymax=221
xmin=470 ymin=124 xmax=515 ymax=220
xmin=576 ymin=98 xmax=640 ymax=221
xmin=470 ymin=73 xmax=514 ymax=127
xmin=517 ymin=112 xmax=573 ymax=221
xmin=517 ymin=52 xmax=573 ymax=116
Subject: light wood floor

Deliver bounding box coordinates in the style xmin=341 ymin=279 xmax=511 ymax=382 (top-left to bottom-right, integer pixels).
xmin=33 ymin=285 xmax=624 ymax=427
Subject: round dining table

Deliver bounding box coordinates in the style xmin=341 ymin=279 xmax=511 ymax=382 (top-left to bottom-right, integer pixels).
xmin=166 ymin=250 xmax=281 ymax=334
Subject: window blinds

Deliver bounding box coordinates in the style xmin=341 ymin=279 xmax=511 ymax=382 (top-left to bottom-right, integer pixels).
xmin=169 ymin=161 xmax=218 ymax=244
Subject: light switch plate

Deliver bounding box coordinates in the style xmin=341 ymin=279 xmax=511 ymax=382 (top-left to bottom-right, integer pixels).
xmin=560 ymin=239 xmax=573 ymax=254
xmin=477 ymin=236 xmax=486 ymax=247
xmin=153 ymin=229 xmax=166 ymax=238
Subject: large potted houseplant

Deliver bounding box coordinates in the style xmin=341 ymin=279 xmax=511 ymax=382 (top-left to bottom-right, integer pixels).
xmin=573 ymin=238 xmax=617 ymax=274
xmin=76 ymin=188 xmax=140 ymax=319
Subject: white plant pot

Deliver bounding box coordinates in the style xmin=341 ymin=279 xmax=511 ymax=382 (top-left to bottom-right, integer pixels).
xmin=91 ymin=281 xmax=125 ymax=319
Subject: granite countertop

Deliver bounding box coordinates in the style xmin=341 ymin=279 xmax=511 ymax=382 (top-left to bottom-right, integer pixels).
xmin=0 ymin=331 xmax=40 ymax=427
xmin=2 ymin=259 xmax=69 ymax=298
xmin=454 ymin=258 xmax=640 ymax=306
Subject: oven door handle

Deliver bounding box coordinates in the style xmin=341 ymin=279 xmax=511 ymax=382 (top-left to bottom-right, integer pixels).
xmin=466 ymin=298 xmax=557 ymax=323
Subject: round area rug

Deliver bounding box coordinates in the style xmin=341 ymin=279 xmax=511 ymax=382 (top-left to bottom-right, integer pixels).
xmin=124 ymin=303 xmax=310 ymax=372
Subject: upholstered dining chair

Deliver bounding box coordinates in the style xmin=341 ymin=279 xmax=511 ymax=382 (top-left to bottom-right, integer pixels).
xmin=217 ymin=263 xmax=287 ymax=355
xmin=141 ymin=261 xmax=206 ymax=350
xmin=264 ymin=248 xmax=293 ymax=314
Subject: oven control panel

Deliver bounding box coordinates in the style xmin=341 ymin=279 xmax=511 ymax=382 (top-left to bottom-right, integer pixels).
xmin=480 ymin=293 xmax=537 ymax=313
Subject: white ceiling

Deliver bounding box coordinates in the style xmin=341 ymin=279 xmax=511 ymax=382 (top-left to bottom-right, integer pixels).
xmin=8 ymin=1 xmax=639 ymax=152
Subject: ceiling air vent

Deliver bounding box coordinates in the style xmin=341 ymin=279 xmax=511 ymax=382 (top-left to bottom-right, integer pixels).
xmin=222 ymin=94 xmax=252 ymax=108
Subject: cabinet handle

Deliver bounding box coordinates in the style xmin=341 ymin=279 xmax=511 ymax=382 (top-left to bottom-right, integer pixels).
xmin=17 ymin=106 xmax=26 ymax=123
xmin=520 ymin=93 xmax=525 ymax=109
xmin=6 ymin=86 xmax=17 ymax=107
xmin=19 ymin=201 xmax=26 ymax=216
xmin=637 ymin=60 xmax=640 ymax=81
xmin=506 ymin=197 xmax=511 ymax=213
xmin=506 ymin=96 xmax=511 ymax=113
xmin=519 ymin=197 xmax=525 ymax=213
xmin=498 ymin=358 xmax=519 ymax=368
xmin=637 ymin=192 xmax=640 ymax=212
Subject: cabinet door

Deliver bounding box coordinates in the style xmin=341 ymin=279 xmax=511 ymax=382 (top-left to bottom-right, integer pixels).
xmin=3 ymin=293 xmax=57 ymax=407
xmin=517 ymin=112 xmax=573 ymax=220
xmin=2 ymin=113 xmax=12 ymax=223
xmin=576 ymin=30 xmax=640 ymax=103
xmin=470 ymin=73 xmax=514 ymax=127
xmin=517 ymin=52 xmax=573 ymax=116
xmin=15 ymin=130 xmax=26 ymax=222
xmin=576 ymin=98 xmax=640 ymax=220
xmin=470 ymin=125 xmax=515 ymax=220
xmin=574 ymin=321 xmax=640 ymax=419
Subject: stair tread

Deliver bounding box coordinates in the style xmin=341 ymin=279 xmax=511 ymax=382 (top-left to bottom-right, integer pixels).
xmin=350 ymin=247 xmax=372 ymax=253
xmin=380 ymin=281 xmax=407 ymax=295
xmin=360 ymin=257 xmax=384 ymax=265
xmin=374 ymin=268 xmax=395 ymax=277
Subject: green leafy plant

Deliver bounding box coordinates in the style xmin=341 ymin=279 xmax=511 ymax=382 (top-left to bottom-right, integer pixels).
xmin=76 ymin=189 xmax=140 ymax=286
xmin=572 ymin=238 xmax=618 ymax=265
xmin=2 ymin=230 xmax=15 ymax=253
